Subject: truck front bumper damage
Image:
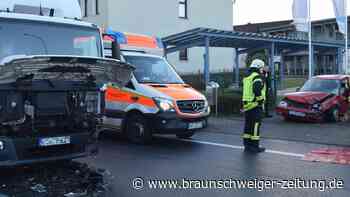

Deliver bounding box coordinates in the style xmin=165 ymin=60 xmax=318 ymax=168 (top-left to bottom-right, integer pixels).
xmin=0 ymin=132 xmax=98 ymax=167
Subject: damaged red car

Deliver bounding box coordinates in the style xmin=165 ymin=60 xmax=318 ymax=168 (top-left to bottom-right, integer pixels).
xmin=276 ymin=75 xmax=350 ymax=122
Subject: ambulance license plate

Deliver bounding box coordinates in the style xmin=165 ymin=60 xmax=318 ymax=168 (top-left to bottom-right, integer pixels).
xmin=39 ymin=136 xmax=71 ymax=147
xmin=288 ymin=111 xmax=306 ymax=117
xmin=188 ymin=121 xmax=204 ymax=130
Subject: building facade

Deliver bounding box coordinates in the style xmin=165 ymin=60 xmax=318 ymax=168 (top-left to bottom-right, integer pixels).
xmin=79 ymin=0 xmax=233 ymax=75
xmin=235 ymin=18 xmax=348 ymax=76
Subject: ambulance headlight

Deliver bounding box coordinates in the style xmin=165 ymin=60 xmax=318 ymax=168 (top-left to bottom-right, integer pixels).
xmin=0 ymin=141 xmax=4 ymax=151
xmin=153 ymin=97 xmax=175 ymax=112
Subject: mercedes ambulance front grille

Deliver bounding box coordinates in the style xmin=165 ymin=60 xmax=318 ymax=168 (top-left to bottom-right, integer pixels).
xmin=177 ymin=100 xmax=206 ymax=114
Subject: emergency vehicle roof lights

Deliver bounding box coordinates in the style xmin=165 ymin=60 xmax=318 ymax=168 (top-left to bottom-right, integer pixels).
xmin=105 ymin=29 xmax=164 ymax=49
xmin=0 ymin=0 xmax=82 ymax=19
xmin=106 ymin=29 xmax=127 ymax=44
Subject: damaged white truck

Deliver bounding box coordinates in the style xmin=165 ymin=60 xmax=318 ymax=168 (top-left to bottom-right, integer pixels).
xmin=0 ymin=1 xmax=133 ymax=166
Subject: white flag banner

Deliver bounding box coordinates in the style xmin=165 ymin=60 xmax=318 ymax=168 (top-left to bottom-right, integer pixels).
xmin=332 ymin=0 xmax=347 ymax=34
xmin=292 ymin=0 xmax=309 ymax=32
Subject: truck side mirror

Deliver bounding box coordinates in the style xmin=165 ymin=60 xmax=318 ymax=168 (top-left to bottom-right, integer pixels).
xmin=111 ymin=40 xmax=121 ymax=60
xmin=296 ymin=87 xmax=301 ymax=92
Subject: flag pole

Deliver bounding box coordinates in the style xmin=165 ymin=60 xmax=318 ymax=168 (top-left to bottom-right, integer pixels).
xmin=345 ymin=0 xmax=348 ymax=74
xmin=308 ymin=0 xmax=312 ymax=79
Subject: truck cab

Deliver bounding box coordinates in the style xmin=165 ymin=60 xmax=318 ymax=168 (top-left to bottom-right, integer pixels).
xmin=0 ymin=1 xmax=133 ymax=166
xmin=102 ymin=31 xmax=210 ymax=143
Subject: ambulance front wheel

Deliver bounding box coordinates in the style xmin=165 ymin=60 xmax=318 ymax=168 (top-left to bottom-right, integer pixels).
xmin=125 ymin=113 xmax=152 ymax=144
xmin=176 ymin=131 xmax=195 ymax=139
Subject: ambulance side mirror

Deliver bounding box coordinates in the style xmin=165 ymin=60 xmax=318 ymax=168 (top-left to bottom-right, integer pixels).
xmin=111 ymin=40 xmax=121 ymax=60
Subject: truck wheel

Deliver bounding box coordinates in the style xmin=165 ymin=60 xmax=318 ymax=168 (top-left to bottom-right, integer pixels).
xmin=326 ymin=107 xmax=341 ymax=122
xmin=176 ymin=131 xmax=195 ymax=139
xmin=125 ymin=113 xmax=152 ymax=144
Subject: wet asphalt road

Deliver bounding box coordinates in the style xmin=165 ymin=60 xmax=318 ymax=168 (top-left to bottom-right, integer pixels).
xmin=82 ymin=117 xmax=350 ymax=197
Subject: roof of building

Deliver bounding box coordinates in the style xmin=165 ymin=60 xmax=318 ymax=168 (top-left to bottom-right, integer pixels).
xmin=235 ymin=16 xmax=350 ymax=34
xmin=162 ymin=27 xmax=343 ymax=54
xmin=235 ymin=20 xmax=293 ymax=33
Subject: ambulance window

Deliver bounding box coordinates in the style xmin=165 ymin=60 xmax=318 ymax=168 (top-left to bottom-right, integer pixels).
xmin=124 ymin=56 xmax=184 ymax=84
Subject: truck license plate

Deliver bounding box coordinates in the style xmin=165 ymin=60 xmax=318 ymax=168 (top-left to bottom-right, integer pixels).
xmin=288 ymin=111 xmax=306 ymax=117
xmin=39 ymin=136 xmax=71 ymax=147
xmin=188 ymin=121 xmax=204 ymax=130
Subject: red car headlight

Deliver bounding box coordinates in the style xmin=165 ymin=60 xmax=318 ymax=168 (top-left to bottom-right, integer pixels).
xmin=278 ymin=101 xmax=288 ymax=108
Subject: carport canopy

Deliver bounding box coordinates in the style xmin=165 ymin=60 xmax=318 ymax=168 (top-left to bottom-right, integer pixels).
xmin=162 ymin=27 xmax=344 ymax=91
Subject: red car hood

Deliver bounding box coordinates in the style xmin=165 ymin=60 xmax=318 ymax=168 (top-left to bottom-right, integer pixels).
xmin=284 ymin=91 xmax=332 ymax=104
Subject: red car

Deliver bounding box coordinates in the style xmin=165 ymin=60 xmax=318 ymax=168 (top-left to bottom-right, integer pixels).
xmin=276 ymin=75 xmax=350 ymax=122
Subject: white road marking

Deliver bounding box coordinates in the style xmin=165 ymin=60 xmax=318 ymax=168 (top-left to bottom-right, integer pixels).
xmin=179 ymin=139 xmax=305 ymax=158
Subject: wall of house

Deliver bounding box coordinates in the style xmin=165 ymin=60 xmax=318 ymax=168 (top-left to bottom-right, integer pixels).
xmin=81 ymin=0 xmax=233 ymax=75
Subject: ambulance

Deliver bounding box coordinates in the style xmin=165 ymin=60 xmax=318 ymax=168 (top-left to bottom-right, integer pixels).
xmin=102 ymin=30 xmax=210 ymax=143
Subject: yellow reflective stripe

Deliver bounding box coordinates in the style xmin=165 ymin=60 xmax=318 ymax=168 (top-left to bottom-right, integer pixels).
xmin=254 ymin=123 xmax=259 ymax=137
xmin=242 ymin=134 xmax=251 ymax=139
xmin=251 ymin=136 xmax=260 ymax=140
xmin=243 ymin=102 xmax=259 ymax=111
xmin=251 ymin=122 xmax=260 ymax=140
xmin=256 ymin=95 xmax=264 ymax=101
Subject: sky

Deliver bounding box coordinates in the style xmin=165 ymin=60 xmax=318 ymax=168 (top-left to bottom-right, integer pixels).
xmin=233 ymin=0 xmax=349 ymax=25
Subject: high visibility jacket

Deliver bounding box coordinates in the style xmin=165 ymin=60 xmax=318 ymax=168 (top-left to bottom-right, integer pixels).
xmin=242 ymin=72 xmax=265 ymax=111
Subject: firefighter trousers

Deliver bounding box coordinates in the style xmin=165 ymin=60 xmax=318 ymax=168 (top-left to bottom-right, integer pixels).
xmin=242 ymin=106 xmax=263 ymax=148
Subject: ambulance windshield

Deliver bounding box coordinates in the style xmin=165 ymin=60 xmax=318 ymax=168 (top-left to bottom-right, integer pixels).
xmin=0 ymin=19 xmax=102 ymax=61
xmin=124 ymin=55 xmax=184 ymax=84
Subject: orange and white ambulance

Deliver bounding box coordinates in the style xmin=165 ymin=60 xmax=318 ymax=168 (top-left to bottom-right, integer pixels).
xmin=102 ymin=30 xmax=210 ymax=143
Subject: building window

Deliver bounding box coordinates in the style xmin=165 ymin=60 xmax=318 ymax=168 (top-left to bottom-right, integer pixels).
xmin=84 ymin=0 xmax=88 ymax=17
xmin=179 ymin=0 xmax=188 ymax=19
xmin=179 ymin=48 xmax=189 ymax=61
xmin=95 ymin=0 xmax=99 ymax=15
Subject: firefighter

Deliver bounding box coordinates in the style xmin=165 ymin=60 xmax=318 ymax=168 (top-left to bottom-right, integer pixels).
xmin=242 ymin=59 xmax=266 ymax=153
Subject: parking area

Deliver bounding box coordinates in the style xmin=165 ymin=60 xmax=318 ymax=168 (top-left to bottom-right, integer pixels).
xmin=81 ymin=116 xmax=350 ymax=197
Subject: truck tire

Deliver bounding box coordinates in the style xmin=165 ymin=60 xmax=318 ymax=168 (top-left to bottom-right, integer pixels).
xmin=326 ymin=107 xmax=341 ymax=122
xmin=176 ymin=131 xmax=195 ymax=139
xmin=125 ymin=113 xmax=152 ymax=144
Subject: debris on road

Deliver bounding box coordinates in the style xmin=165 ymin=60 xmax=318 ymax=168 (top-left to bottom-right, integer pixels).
xmin=304 ymin=148 xmax=350 ymax=165
xmin=0 ymin=161 xmax=113 ymax=197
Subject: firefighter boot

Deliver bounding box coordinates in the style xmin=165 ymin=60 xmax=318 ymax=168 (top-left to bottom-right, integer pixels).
xmin=250 ymin=141 xmax=265 ymax=153
xmin=243 ymin=138 xmax=249 ymax=147
xmin=244 ymin=140 xmax=258 ymax=152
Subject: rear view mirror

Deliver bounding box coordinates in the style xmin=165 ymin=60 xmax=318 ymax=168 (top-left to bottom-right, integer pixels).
xmin=103 ymin=34 xmax=121 ymax=60
xmin=111 ymin=40 xmax=121 ymax=60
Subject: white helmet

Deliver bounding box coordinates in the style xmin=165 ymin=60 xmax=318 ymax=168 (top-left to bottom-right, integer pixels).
xmin=250 ymin=59 xmax=265 ymax=69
